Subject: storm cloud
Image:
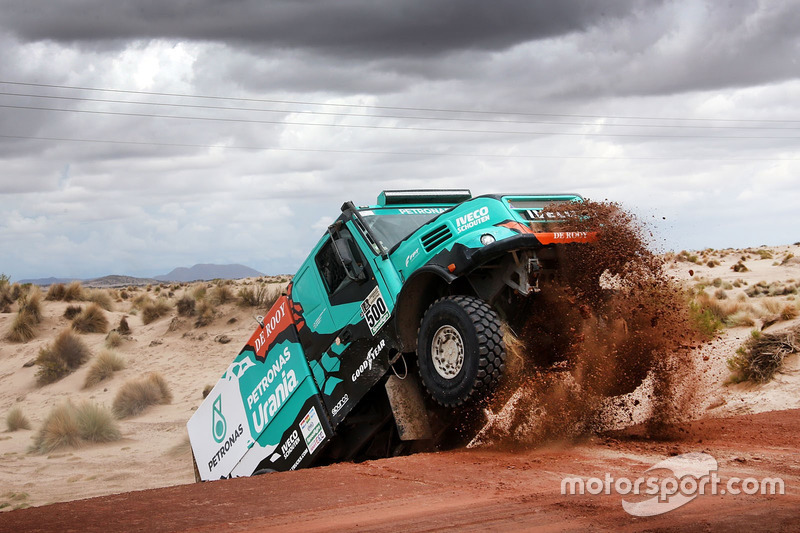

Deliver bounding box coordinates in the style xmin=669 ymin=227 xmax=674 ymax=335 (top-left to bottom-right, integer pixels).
xmin=0 ymin=0 xmax=799 ymax=280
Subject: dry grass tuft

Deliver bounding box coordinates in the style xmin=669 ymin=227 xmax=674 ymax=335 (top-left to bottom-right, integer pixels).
xmin=85 ymin=289 xmax=114 ymax=311
xmin=105 ymin=330 xmax=123 ymax=348
xmin=176 ymin=295 xmax=196 ymax=317
xmin=761 ymin=298 xmax=784 ymax=315
xmin=75 ymin=402 xmax=121 ymax=443
xmin=31 ymin=401 xmax=120 ymax=453
xmin=731 ymin=261 xmax=749 ymax=272
xmin=238 ymin=285 xmax=281 ymax=309
xmin=781 ymin=303 xmax=798 ymax=321
xmin=36 ymin=330 xmax=91 ymax=385
xmin=45 ymin=283 xmax=67 ymax=301
xmin=63 ymin=281 xmax=84 ymax=302
xmin=117 ymin=316 xmax=131 ymax=335
xmin=63 ymin=304 xmax=83 ymax=320
xmin=210 ymin=284 xmax=235 ymax=305
xmin=83 ymin=350 xmax=125 ymax=388
xmin=194 ymin=299 xmax=215 ymax=328
xmin=71 ymin=303 xmax=109 ymax=334
xmin=6 ymin=406 xmax=31 ymax=432
xmin=31 ymin=403 xmax=81 ymax=453
xmin=142 ymin=298 xmax=171 ymax=325
xmin=18 ymin=288 xmax=43 ymax=323
xmin=5 ymin=309 xmax=37 ymax=343
xmin=112 ymin=372 xmax=172 ymax=419
xmin=726 ymin=310 xmax=757 ymax=328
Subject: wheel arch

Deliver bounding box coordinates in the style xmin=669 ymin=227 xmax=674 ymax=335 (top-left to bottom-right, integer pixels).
xmin=393 ymin=267 xmax=474 ymax=352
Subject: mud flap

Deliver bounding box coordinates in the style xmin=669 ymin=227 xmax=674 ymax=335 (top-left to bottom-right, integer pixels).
xmin=385 ymin=374 xmax=433 ymax=441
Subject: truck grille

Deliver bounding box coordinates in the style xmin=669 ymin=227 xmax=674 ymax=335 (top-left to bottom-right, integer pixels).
xmin=421 ymin=225 xmax=452 ymax=252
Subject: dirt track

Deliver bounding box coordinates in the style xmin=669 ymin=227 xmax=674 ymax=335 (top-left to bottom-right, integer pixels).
xmin=3 ymin=409 xmax=799 ymax=532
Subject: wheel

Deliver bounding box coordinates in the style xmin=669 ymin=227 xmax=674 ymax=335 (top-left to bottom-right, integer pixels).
xmin=417 ymin=295 xmax=506 ymax=407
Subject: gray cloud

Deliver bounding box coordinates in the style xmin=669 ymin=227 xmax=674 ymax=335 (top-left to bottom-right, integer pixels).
xmin=1 ymin=0 xmax=799 ymax=281
xmin=0 ymin=0 xmax=640 ymax=57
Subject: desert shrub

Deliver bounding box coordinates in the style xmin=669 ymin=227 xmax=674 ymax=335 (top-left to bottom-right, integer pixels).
xmin=210 ymin=284 xmax=235 ymax=305
xmin=176 ymin=295 xmax=196 ymax=317
xmin=85 ymin=289 xmax=113 ymax=311
xmin=117 ymin=316 xmax=131 ymax=335
xmin=131 ymin=294 xmax=151 ymax=309
xmin=6 ymin=407 xmax=31 ymax=432
xmin=756 ymin=249 xmax=773 ymax=260
xmin=112 ymin=372 xmax=172 ymax=419
xmin=192 ymin=286 xmax=207 ymax=301
xmin=761 ymin=298 xmax=783 ymax=315
xmin=689 ymin=291 xmax=745 ymax=337
xmin=782 ymin=253 xmax=796 ymax=265
xmin=714 ymin=288 xmax=728 ymax=300
xmin=17 ymin=288 xmax=43 ymax=323
xmin=63 ymin=281 xmax=84 ymax=302
xmin=5 ymin=310 xmax=37 ymax=343
xmin=728 ymin=328 xmax=798 ymax=383
xmin=105 ymin=330 xmax=123 ymax=348
xmin=141 ymin=298 xmax=171 ymax=325
xmin=690 ymin=303 xmax=723 ymax=338
xmin=194 ymin=299 xmax=215 ymax=327
xmin=45 ymin=283 xmax=66 ymax=301
xmin=731 ymin=261 xmax=749 ymax=273
xmin=36 ymin=330 xmax=91 ymax=385
xmin=237 ymin=285 xmax=281 ymax=309
xmin=31 ymin=403 xmax=80 ymax=453
xmin=63 ymin=305 xmax=83 ymax=319
xmin=83 ymin=350 xmax=125 ymax=388
xmin=71 ymin=304 xmax=109 ymax=334
xmin=75 ymin=402 xmax=121 ymax=443
xmin=725 ymin=310 xmax=757 ymax=328
xmin=711 ymin=278 xmax=722 ymax=288
xmin=707 ymin=260 xmax=719 ymax=268
xmin=781 ymin=304 xmax=798 ymax=321
xmin=119 ymin=290 xmax=129 ymax=300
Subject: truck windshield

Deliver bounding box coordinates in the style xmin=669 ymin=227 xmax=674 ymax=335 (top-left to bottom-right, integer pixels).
xmin=358 ymin=209 xmax=446 ymax=253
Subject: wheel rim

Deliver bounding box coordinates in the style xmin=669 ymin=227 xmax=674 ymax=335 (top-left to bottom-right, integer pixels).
xmin=431 ymin=325 xmax=464 ymax=379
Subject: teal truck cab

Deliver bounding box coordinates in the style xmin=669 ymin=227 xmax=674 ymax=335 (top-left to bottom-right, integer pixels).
xmin=188 ymin=190 xmax=595 ymax=480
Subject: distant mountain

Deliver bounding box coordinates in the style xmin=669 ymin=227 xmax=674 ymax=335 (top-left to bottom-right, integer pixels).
xmin=17 ymin=276 xmax=79 ymax=286
xmin=154 ymin=264 xmax=264 ymax=282
xmin=85 ymin=275 xmax=160 ymax=288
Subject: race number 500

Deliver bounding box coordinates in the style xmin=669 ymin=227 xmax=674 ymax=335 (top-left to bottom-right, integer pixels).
xmin=361 ymin=286 xmax=389 ymax=335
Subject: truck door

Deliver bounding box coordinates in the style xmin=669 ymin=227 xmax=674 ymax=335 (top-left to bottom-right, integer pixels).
xmin=290 ymin=220 xmax=395 ymax=427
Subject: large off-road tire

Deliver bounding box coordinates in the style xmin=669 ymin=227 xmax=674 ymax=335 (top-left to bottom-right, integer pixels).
xmin=417 ymin=295 xmax=506 ymax=407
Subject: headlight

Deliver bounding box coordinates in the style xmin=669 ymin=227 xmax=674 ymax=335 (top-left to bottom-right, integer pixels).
xmin=480 ymin=233 xmax=496 ymax=246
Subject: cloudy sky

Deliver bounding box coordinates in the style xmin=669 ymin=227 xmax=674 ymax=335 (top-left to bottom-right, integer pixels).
xmin=1 ymin=0 xmax=799 ymax=281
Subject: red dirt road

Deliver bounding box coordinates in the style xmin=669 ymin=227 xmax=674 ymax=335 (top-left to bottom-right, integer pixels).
xmin=4 ymin=409 xmax=799 ymax=533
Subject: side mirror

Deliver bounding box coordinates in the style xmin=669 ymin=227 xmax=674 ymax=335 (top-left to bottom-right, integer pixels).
xmin=333 ymin=237 xmax=366 ymax=281
xmin=334 ymin=238 xmax=353 ymax=266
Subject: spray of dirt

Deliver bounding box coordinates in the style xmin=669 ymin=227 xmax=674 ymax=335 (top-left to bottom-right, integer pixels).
xmin=470 ymin=201 xmax=705 ymax=449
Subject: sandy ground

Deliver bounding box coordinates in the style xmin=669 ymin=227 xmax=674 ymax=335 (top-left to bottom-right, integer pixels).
xmin=0 ymin=244 xmax=799 ymax=522
xmin=2 ymin=408 xmax=799 ymax=532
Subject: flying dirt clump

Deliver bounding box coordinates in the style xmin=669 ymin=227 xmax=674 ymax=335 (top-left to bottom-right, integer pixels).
xmin=471 ymin=201 xmax=704 ymax=449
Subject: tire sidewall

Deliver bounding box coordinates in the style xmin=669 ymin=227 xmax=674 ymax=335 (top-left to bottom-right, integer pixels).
xmin=418 ymin=299 xmax=482 ymax=405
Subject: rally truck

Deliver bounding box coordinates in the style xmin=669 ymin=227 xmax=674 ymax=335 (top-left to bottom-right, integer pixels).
xmin=187 ymin=189 xmax=596 ymax=480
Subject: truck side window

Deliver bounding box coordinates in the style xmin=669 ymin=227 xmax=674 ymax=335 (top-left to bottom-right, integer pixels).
xmin=315 ymin=237 xmax=348 ymax=295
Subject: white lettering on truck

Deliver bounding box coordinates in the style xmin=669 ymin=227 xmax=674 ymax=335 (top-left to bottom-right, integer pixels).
xmin=248 ymin=346 xmax=299 ymax=434
xmin=456 ymin=207 xmax=490 ymax=233
xmin=208 ymin=423 xmax=244 ymax=471
xmin=254 ymin=302 xmax=287 ymax=354
xmin=352 ymin=339 xmax=386 ymax=382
